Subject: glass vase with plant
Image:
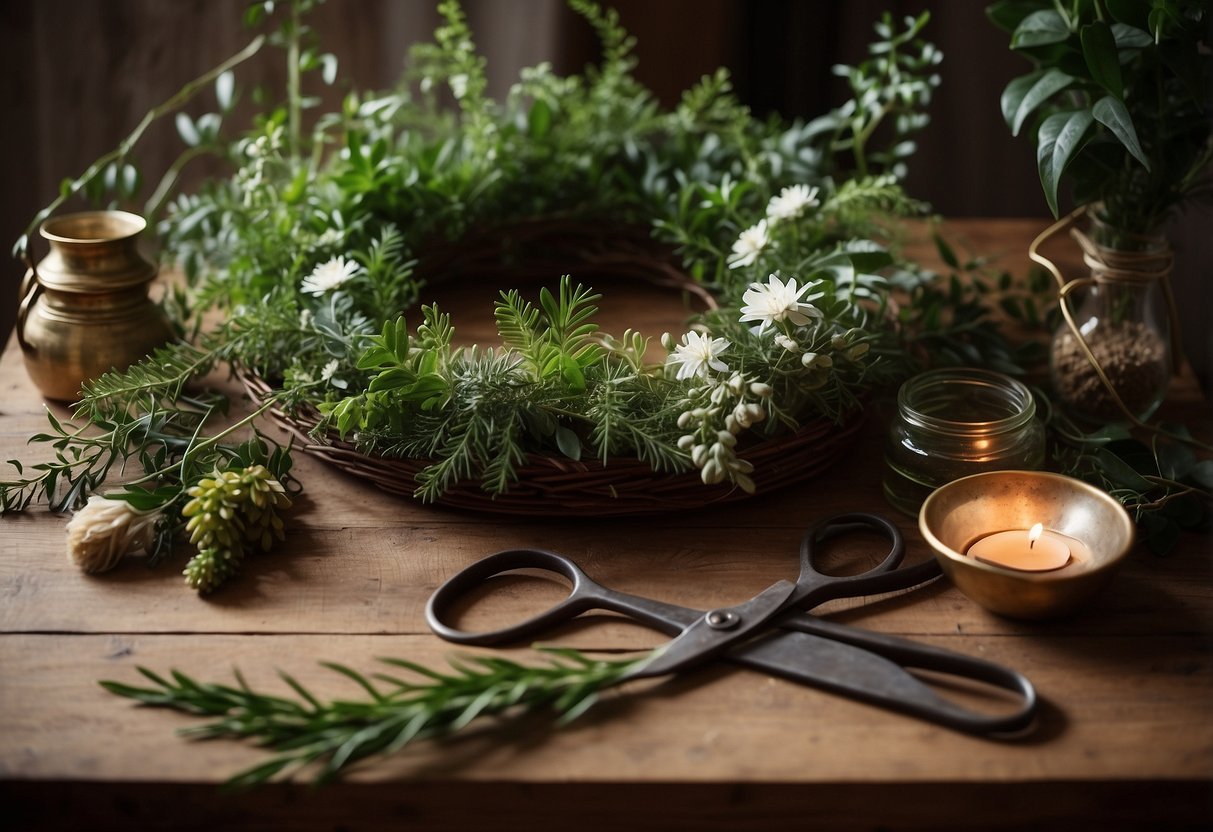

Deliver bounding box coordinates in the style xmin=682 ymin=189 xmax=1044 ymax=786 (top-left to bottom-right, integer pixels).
xmin=989 ymin=0 xmax=1211 ymax=422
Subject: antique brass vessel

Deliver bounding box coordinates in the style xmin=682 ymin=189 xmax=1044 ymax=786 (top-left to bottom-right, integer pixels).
xmin=17 ymin=211 xmax=174 ymax=401
xmin=919 ymin=470 xmax=1134 ymax=619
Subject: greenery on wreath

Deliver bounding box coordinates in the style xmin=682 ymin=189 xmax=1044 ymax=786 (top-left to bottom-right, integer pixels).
xmin=4 ymin=0 xmax=960 ymax=568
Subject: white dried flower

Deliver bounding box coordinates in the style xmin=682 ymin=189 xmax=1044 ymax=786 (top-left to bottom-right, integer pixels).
xmin=739 ymin=274 xmax=824 ymax=334
xmin=765 ymin=184 xmax=820 ymax=223
xmin=301 ymin=257 xmax=360 ymax=296
xmin=66 ymin=496 xmax=160 ymax=574
xmin=728 ymin=220 xmax=770 ymax=269
xmin=667 ymin=331 xmax=731 ymax=381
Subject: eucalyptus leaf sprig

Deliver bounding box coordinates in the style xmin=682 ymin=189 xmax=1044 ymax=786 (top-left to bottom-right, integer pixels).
xmin=101 ymin=647 xmax=652 ymax=786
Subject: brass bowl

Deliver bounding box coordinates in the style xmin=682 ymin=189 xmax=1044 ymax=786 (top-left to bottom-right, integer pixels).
xmin=919 ymin=470 xmax=1135 ymax=619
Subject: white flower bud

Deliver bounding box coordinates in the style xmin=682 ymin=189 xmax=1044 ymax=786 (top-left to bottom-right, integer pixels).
xmin=745 ymin=403 xmax=767 ymax=423
xmin=661 ymin=332 xmax=675 ymax=350
xmin=725 ymin=414 xmax=739 ymax=433
xmin=691 ymin=408 xmax=708 ymax=419
xmin=677 ymin=411 xmax=694 ymax=429
xmin=717 ymin=430 xmax=737 ymax=447
xmin=677 ymin=434 xmax=695 ymax=450
xmin=691 ymin=444 xmax=710 ymax=468
xmin=701 ymin=459 xmax=725 ymax=485
xmin=728 ymin=374 xmax=744 ymax=395
xmin=66 ymin=496 xmax=160 ymax=574
xmin=749 ymin=382 xmax=773 ymax=398
xmin=831 ymin=333 xmax=848 ymax=350
xmin=848 ymin=343 xmax=870 ymax=359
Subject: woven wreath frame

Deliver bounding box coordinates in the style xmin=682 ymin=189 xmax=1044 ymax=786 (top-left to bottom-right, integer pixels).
xmin=239 ymin=365 xmax=864 ymax=516
xmin=235 ymin=220 xmax=866 ymax=516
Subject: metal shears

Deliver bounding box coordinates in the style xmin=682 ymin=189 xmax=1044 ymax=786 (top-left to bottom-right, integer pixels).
xmin=426 ymin=512 xmax=1037 ymax=735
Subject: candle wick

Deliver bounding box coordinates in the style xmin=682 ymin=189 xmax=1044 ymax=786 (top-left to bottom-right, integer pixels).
xmin=1029 ymin=538 xmax=1036 ymax=550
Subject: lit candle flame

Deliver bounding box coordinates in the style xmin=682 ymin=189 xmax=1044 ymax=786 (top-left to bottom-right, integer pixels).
xmin=1028 ymin=522 xmax=1044 ymax=550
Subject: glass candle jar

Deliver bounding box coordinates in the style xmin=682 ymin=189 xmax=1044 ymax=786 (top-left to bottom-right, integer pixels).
xmin=883 ymin=368 xmax=1045 ymax=516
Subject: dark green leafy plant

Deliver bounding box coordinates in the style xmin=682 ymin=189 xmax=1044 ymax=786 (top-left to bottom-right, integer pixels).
xmin=989 ymin=0 xmax=1212 ymax=227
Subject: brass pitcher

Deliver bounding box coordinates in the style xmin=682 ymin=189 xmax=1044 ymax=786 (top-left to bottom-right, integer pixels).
xmin=17 ymin=210 xmax=175 ymax=401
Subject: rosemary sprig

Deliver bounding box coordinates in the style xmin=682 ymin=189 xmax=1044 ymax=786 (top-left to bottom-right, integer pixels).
xmin=101 ymin=647 xmax=651 ymax=786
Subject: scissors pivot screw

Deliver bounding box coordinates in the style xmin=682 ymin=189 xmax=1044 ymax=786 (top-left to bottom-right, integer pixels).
xmin=705 ymin=609 xmax=741 ymax=630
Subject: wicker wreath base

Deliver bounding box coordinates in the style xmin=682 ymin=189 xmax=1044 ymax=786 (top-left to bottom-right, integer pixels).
xmin=239 ymin=370 xmax=865 ymax=517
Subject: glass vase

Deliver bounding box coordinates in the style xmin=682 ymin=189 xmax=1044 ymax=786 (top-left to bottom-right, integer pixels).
xmin=1049 ymin=217 xmax=1172 ymax=423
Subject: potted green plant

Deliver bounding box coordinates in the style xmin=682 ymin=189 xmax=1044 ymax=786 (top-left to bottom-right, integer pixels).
xmin=989 ymin=0 xmax=1212 ymax=422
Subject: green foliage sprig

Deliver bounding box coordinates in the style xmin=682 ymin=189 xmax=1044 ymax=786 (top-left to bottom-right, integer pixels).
xmin=989 ymin=0 xmax=1212 ymax=227
xmin=102 ymin=648 xmax=650 ymax=786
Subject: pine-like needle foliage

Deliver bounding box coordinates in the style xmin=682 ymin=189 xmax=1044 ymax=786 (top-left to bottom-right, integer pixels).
xmin=101 ymin=648 xmax=650 ymax=786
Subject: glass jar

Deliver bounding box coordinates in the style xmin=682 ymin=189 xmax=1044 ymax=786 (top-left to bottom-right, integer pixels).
xmin=883 ymin=368 xmax=1045 ymax=516
xmin=1049 ymin=217 xmax=1172 ymax=423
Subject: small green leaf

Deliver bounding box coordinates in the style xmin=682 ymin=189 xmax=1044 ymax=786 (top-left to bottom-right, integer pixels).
xmin=1011 ymin=10 xmax=1072 ymax=48
xmin=554 ymin=425 xmax=581 ymax=461
xmin=1091 ymin=95 xmax=1150 ymax=170
xmin=528 ymin=98 xmax=552 ymax=139
xmin=320 ymin=53 xmax=338 ymax=86
xmin=933 ymin=233 xmax=959 ymax=268
xmin=1110 ymin=22 xmax=1152 ymax=49
xmin=1093 ymin=447 xmax=1153 ymax=490
xmin=1036 ymin=109 xmax=1093 ymax=217
xmin=1080 ymin=22 xmax=1123 ymax=97
xmin=1004 ymin=69 xmax=1074 ymax=136
xmin=175 ymin=113 xmax=200 ymax=147
xmin=215 ymin=71 xmax=235 ymax=110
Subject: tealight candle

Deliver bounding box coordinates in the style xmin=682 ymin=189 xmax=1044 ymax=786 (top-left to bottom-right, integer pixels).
xmin=967 ymin=523 xmax=1071 ymax=572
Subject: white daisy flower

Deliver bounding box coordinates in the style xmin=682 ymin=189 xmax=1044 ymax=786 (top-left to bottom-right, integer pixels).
xmin=301 ymin=257 xmax=360 ymax=296
xmin=765 ymin=184 xmax=820 ymax=223
xmin=728 ymin=220 xmax=770 ymax=269
xmin=667 ymin=331 xmax=731 ymax=381
xmin=739 ymin=274 xmax=825 ymax=334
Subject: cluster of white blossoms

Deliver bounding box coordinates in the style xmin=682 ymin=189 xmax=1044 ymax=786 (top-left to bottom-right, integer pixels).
xmin=673 ymin=373 xmax=773 ymax=494
xmin=301 ymin=256 xmax=361 ymax=296
xmin=235 ymin=124 xmax=284 ymax=207
xmin=727 ymin=184 xmax=821 ymax=271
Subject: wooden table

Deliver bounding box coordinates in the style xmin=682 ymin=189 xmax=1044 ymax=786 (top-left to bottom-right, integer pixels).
xmin=2 ymin=220 xmax=1210 ymax=831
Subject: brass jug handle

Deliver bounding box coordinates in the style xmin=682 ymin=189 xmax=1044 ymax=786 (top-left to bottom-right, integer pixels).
xmin=16 ymin=253 xmax=42 ymax=353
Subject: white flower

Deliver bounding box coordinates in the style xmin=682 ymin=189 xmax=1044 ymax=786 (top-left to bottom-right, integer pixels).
xmin=301 ymin=257 xmax=360 ymax=296
xmin=728 ymin=220 xmax=770 ymax=269
xmin=739 ymin=274 xmax=825 ymax=334
xmin=66 ymin=496 xmax=161 ymax=574
xmin=299 ymin=309 xmax=313 ymax=328
xmin=320 ymin=359 xmax=340 ymax=381
xmin=774 ymin=334 xmax=799 ymax=352
xmin=449 ymin=73 xmax=469 ymax=99
xmin=766 ymin=184 xmax=820 ymax=223
xmin=667 ymin=331 xmax=730 ymax=381
xmin=315 ymin=228 xmax=345 ymax=249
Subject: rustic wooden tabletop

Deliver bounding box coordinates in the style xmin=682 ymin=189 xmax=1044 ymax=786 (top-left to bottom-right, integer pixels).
xmin=1 ymin=219 xmax=1210 ymax=831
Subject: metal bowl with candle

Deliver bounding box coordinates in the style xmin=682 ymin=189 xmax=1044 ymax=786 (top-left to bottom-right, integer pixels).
xmin=918 ymin=470 xmax=1135 ymax=619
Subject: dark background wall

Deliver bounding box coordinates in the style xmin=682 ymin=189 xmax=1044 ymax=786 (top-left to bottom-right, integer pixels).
xmin=1 ymin=0 xmax=1208 ymax=383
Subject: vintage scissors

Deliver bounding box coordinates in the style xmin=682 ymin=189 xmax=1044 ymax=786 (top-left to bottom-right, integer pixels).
xmin=426 ymin=512 xmax=1037 ymax=735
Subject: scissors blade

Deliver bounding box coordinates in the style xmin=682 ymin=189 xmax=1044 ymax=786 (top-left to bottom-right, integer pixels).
xmin=726 ymin=629 xmax=1035 ymax=734
xmin=625 ymin=580 xmax=797 ymax=681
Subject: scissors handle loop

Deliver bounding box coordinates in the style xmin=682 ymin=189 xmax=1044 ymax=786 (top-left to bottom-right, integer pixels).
xmin=426 ymin=548 xmax=695 ymax=646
